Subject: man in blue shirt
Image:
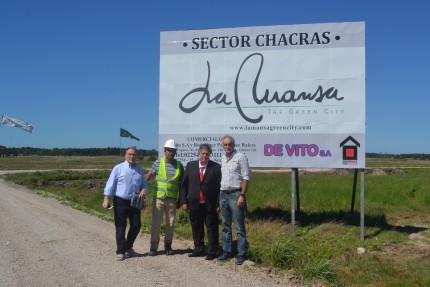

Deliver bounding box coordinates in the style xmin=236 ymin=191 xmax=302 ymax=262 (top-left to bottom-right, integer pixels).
xmin=103 ymin=146 xmax=147 ymax=261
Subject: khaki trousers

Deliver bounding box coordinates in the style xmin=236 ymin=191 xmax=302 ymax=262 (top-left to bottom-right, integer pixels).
xmin=150 ymin=197 xmax=177 ymax=251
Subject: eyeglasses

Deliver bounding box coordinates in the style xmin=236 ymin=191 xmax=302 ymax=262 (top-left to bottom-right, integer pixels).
xmin=127 ymin=153 xmax=136 ymax=156
xmin=223 ymin=143 xmax=233 ymax=147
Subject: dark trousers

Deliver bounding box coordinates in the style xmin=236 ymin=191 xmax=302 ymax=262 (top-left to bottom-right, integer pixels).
xmin=190 ymin=203 xmax=219 ymax=256
xmin=113 ymin=196 xmax=141 ymax=254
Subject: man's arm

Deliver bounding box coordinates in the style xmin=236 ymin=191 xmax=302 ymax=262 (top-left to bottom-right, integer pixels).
xmin=240 ymin=179 xmax=249 ymax=196
xmin=180 ymin=163 xmax=189 ymax=210
xmin=237 ymin=155 xmax=250 ymax=208
xmin=215 ymin=163 xmax=222 ymax=211
xmin=146 ymin=160 xmax=158 ymax=181
xmin=146 ymin=170 xmax=153 ymax=180
xmin=102 ymin=166 xmax=118 ymax=209
xmin=139 ymin=171 xmax=148 ymax=199
xmin=237 ymin=179 xmax=248 ymax=208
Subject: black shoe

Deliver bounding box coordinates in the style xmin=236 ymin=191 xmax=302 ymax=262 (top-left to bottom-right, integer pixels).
xmin=217 ymin=252 xmax=231 ymax=261
xmin=205 ymin=254 xmax=216 ymax=260
xmin=125 ymin=248 xmax=138 ymax=257
xmin=235 ymin=256 xmax=246 ymax=265
xmin=165 ymin=243 xmax=174 ymax=255
xmin=188 ymin=251 xmax=205 ymax=257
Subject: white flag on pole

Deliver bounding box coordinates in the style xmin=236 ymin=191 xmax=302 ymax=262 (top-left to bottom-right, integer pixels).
xmin=1 ymin=114 xmax=34 ymax=133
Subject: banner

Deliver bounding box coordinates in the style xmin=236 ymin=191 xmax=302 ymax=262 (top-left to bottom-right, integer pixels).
xmin=120 ymin=128 xmax=140 ymax=141
xmin=1 ymin=114 xmax=34 ymax=133
xmin=159 ymin=22 xmax=365 ymax=168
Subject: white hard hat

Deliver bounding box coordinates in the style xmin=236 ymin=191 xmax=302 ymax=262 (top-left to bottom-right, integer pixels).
xmin=164 ymin=139 xmax=177 ymax=149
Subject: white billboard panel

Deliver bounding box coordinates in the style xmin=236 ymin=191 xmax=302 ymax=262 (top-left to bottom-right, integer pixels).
xmin=159 ymin=22 xmax=365 ymax=168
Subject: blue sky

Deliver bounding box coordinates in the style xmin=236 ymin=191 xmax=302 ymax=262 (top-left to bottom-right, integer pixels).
xmin=1 ymin=0 xmax=429 ymax=154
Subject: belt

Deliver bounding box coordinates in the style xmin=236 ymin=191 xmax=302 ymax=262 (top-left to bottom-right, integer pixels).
xmin=221 ymin=188 xmax=241 ymax=194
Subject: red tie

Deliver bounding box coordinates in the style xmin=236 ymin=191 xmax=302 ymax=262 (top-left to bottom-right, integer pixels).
xmin=199 ymin=166 xmax=205 ymax=203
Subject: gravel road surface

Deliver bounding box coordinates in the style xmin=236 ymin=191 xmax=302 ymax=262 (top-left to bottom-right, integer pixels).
xmin=0 ymin=177 xmax=296 ymax=287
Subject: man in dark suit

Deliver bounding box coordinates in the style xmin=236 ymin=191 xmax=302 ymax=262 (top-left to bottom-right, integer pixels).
xmin=181 ymin=143 xmax=221 ymax=260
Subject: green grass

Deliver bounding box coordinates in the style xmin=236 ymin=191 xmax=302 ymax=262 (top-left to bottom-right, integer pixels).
xmin=366 ymin=157 xmax=430 ymax=168
xmin=1 ymin=157 xmax=430 ymax=286
xmin=0 ymin=155 xmax=153 ymax=170
xmin=302 ymin=258 xmax=335 ymax=284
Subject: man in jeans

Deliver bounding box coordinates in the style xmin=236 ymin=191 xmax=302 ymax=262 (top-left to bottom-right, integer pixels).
xmin=103 ymin=146 xmax=147 ymax=261
xmin=217 ymin=135 xmax=250 ymax=265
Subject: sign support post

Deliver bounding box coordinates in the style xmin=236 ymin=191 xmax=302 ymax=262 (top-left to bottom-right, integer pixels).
xmin=360 ymin=169 xmax=365 ymax=240
xmin=294 ymin=168 xmax=301 ymax=215
xmin=350 ymin=169 xmax=359 ymax=215
xmin=291 ymin=168 xmax=296 ymax=234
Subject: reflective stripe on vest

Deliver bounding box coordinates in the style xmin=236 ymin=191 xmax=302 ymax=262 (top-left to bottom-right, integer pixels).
xmin=155 ymin=158 xmax=181 ymax=199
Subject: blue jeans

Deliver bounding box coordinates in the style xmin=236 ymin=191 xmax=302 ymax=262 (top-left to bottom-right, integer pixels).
xmin=219 ymin=191 xmax=247 ymax=257
xmin=113 ymin=196 xmax=141 ymax=254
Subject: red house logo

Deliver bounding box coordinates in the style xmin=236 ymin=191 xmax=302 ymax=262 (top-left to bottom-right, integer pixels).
xmin=339 ymin=136 xmax=360 ymax=162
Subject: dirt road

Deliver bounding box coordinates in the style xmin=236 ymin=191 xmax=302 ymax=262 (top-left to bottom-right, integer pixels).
xmin=0 ymin=177 xmax=294 ymax=287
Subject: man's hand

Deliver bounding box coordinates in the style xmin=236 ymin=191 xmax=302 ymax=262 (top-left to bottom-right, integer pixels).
xmin=139 ymin=189 xmax=147 ymax=199
xmin=237 ymin=195 xmax=245 ymax=208
xmin=102 ymin=196 xmax=110 ymax=209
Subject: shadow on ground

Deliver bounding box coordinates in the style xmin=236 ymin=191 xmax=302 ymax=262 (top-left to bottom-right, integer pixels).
xmin=248 ymin=207 xmax=428 ymax=238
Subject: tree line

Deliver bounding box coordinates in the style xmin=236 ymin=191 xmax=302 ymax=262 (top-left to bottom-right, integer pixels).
xmin=0 ymin=146 xmax=158 ymax=157
xmin=0 ymin=146 xmax=428 ymax=160
xmin=366 ymin=152 xmax=430 ymax=160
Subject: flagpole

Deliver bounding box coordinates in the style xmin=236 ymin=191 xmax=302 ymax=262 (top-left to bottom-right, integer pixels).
xmin=119 ymin=135 xmax=121 ymax=156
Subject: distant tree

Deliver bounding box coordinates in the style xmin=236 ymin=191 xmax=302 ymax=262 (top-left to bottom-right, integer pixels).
xmin=0 ymin=147 xmax=159 ymax=157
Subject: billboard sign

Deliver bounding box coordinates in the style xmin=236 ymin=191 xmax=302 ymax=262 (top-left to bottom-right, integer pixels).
xmin=159 ymin=22 xmax=365 ymax=168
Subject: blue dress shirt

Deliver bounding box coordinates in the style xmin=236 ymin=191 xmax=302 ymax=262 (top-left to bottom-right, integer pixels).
xmin=104 ymin=161 xmax=147 ymax=200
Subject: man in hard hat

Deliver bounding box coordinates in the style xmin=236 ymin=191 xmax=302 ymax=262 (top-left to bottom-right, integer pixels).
xmin=146 ymin=139 xmax=184 ymax=256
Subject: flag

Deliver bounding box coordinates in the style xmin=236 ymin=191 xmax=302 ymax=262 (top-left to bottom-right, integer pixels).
xmin=120 ymin=128 xmax=140 ymax=141
xmin=1 ymin=114 xmax=34 ymax=133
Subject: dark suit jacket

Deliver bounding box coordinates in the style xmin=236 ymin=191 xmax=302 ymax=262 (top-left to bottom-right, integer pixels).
xmin=180 ymin=160 xmax=221 ymax=212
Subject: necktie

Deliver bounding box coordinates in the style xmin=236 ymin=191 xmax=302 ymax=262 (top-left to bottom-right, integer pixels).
xmin=199 ymin=166 xmax=205 ymax=203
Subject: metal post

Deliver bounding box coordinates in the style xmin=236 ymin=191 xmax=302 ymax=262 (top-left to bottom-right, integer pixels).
xmin=294 ymin=168 xmax=300 ymax=215
xmin=350 ymin=169 xmax=358 ymax=215
xmin=291 ymin=168 xmax=296 ymax=233
xmin=360 ymin=169 xmax=365 ymax=240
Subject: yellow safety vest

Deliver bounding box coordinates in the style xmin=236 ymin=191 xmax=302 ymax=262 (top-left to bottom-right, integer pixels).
xmin=155 ymin=158 xmax=181 ymax=199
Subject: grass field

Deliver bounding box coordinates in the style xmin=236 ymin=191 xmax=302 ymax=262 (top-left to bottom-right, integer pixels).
xmin=1 ymin=156 xmax=429 ymax=286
